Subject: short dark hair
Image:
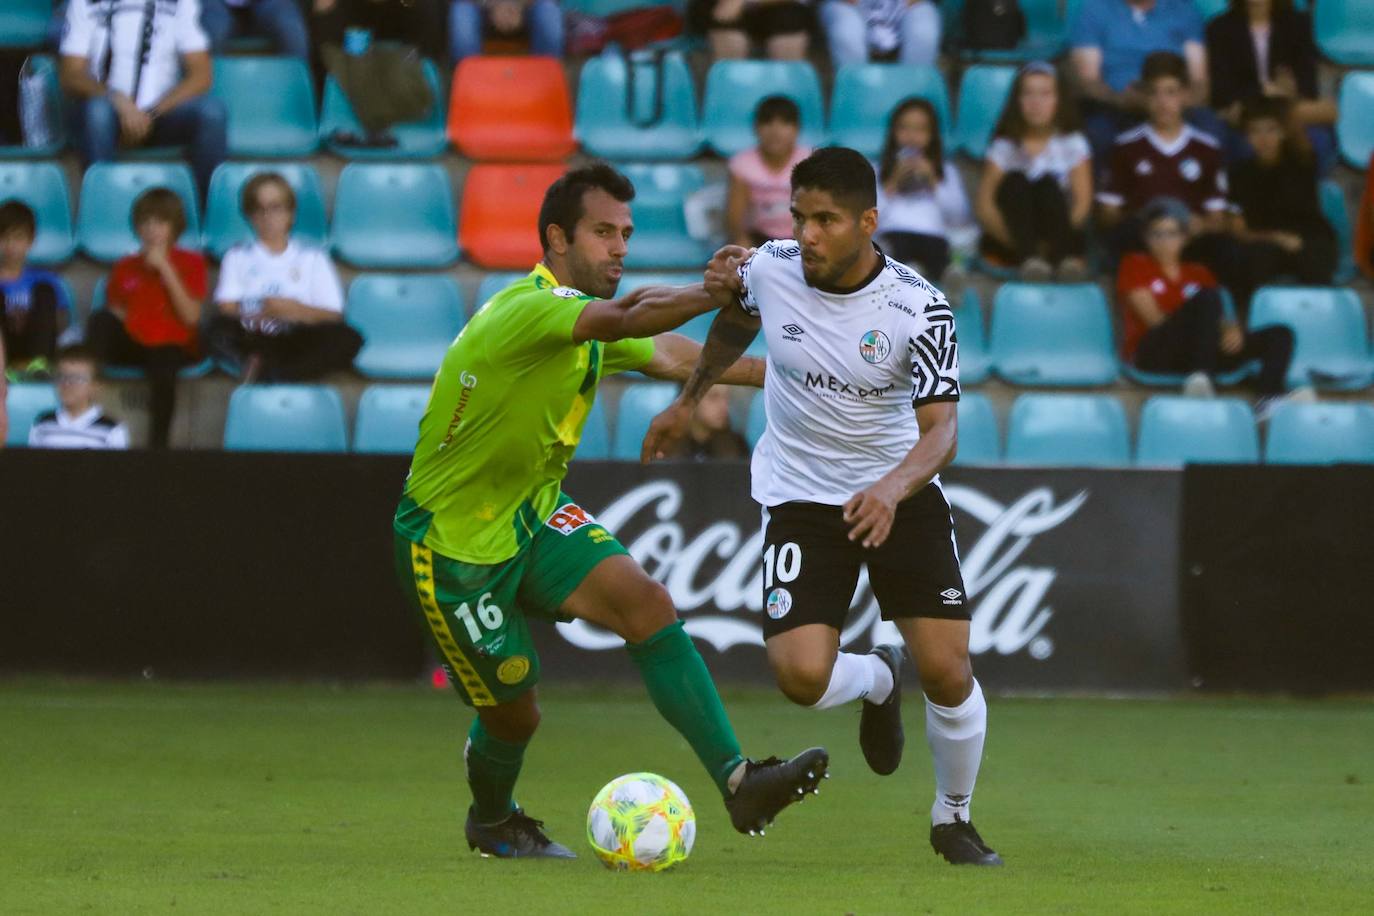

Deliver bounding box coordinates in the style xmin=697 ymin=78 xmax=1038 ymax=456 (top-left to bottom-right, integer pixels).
xmin=130 ymin=187 xmax=187 ymax=239
xmin=55 ymin=343 xmax=99 ymax=372
xmin=538 ymin=162 xmax=635 ymax=253
xmin=0 ymin=199 xmax=37 ymax=238
xmin=791 ymin=146 xmax=877 ymax=213
xmin=1141 ymin=51 xmax=1189 ymax=88
xmin=241 ymin=171 xmax=296 ymax=217
xmin=754 ymin=95 xmax=800 ymax=127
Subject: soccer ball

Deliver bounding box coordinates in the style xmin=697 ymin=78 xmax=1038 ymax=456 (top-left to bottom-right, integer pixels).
xmin=586 ymin=772 xmax=696 ymax=872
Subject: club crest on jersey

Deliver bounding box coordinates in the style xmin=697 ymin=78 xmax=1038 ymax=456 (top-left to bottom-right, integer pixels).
xmin=1180 ymin=158 xmax=1201 ymax=181
xmin=859 ymin=330 xmax=891 ymax=364
xmin=547 ymin=504 xmax=596 ymax=535
xmin=551 ymin=286 xmax=585 ymax=299
xmin=766 ymin=588 xmax=792 ymax=619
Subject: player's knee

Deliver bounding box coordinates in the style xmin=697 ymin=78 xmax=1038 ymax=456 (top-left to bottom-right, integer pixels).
xmin=480 ymin=700 xmax=540 ymax=743
xmin=919 ymin=650 xmax=973 ymax=707
xmin=614 ymin=578 xmax=679 ymax=644
xmin=772 ymin=659 xmax=832 ymax=707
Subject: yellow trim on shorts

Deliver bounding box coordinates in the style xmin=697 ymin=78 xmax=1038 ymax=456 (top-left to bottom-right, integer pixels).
xmin=410 ymin=543 xmax=496 ymax=706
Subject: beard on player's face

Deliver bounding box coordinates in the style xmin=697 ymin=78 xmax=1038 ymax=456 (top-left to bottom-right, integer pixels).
xmin=801 ymin=235 xmax=865 ymax=288
xmin=567 ymin=243 xmax=623 ymax=299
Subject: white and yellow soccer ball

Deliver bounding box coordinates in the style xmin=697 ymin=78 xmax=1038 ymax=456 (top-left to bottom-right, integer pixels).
xmin=586 ymin=772 xmax=696 ymax=872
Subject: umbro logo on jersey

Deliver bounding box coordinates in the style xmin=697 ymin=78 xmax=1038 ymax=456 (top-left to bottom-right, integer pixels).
xmin=781 ymin=323 xmax=805 ymax=341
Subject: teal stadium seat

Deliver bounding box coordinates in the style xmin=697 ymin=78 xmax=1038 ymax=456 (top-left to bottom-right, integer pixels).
xmin=701 ymin=61 xmax=825 ymax=158
xmin=1265 ymin=402 xmax=1374 ymax=465
xmin=612 ymin=382 xmax=678 ymax=460
xmin=1337 ymin=72 xmax=1374 ymax=169
xmin=475 ymin=272 xmax=526 ymax=313
xmin=1315 ymin=0 xmax=1374 ymax=67
xmin=319 ymin=59 xmax=447 ymax=159
xmin=0 ymin=56 xmax=65 ymax=157
xmin=1006 ymin=393 xmax=1131 ymax=467
xmin=4 ymin=382 xmax=57 ymax=447
xmin=204 ymin=163 xmax=328 ymax=259
xmin=1135 ymin=396 xmax=1259 ymax=466
xmin=211 ymin=57 xmax=318 ymax=157
xmin=562 ymin=0 xmax=665 ymax=15
xmin=745 ymin=389 xmax=766 ymax=447
xmin=953 ymin=65 xmax=1016 ymax=159
xmin=0 ymin=0 xmax=50 ymax=48
xmin=953 ymin=287 xmax=989 ymax=384
xmin=347 ymin=274 xmax=466 ymax=379
xmin=576 ymin=396 xmax=612 ymax=460
xmin=77 ymin=163 xmax=201 ymax=262
xmin=1247 ymin=286 xmax=1374 ymax=390
xmin=223 ymin=384 xmax=348 ymax=452
xmin=620 ymin=164 xmax=714 ymax=269
xmin=576 ymin=51 xmax=702 ymax=161
xmin=331 ymin=164 xmax=458 ymax=268
xmin=354 ymin=384 xmax=430 ymax=454
xmin=990 ymin=283 xmax=1118 ymax=386
xmin=0 ymin=161 xmax=74 ymax=265
xmin=1191 ymin=0 xmax=1229 ymax=18
xmin=952 ymin=391 xmax=1000 ymax=465
xmin=827 ymin=64 xmax=951 ymax=158
xmin=1319 ymin=180 xmax=1356 ymax=284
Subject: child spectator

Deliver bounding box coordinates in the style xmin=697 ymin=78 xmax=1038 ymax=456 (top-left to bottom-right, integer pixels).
xmin=819 ymin=0 xmax=942 ymax=68
xmin=208 ymin=172 xmax=362 ymax=383
xmin=28 ymin=344 xmax=129 ymax=449
xmin=875 ymin=97 xmax=972 ymax=282
xmin=690 ymin=0 xmax=814 ymax=61
xmin=449 ymin=0 xmax=564 ymax=62
xmin=1359 ymin=153 xmax=1374 ymax=283
xmin=661 ymin=385 xmax=750 ymax=461
xmin=976 ymin=62 xmax=1092 ymax=281
xmin=726 ymin=96 xmax=812 ymax=247
xmin=86 ymin=188 xmax=205 ymax=450
xmin=0 ymin=201 xmax=71 ymax=378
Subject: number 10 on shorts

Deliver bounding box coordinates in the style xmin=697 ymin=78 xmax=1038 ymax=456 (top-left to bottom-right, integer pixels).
xmin=454 ymin=592 xmax=504 ymax=642
xmin=763 ymin=542 xmax=801 ymax=588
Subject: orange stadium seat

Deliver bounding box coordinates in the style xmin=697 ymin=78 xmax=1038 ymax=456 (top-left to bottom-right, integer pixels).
xmin=447 ymin=57 xmax=575 ymax=161
xmin=459 ymin=164 xmax=566 ymax=269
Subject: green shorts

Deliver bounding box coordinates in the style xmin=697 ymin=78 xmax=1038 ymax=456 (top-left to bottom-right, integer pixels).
xmin=393 ymin=493 xmax=628 ymax=707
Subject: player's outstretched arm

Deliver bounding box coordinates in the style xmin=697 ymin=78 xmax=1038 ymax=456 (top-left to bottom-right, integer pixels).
xmin=843 ymin=401 xmax=958 ymax=549
xmin=639 ymin=332 xmax=765 ymax=388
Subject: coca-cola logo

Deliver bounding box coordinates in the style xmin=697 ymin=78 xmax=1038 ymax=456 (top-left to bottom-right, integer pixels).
xmin=557 ymin=481 xmax=1087 ymax=659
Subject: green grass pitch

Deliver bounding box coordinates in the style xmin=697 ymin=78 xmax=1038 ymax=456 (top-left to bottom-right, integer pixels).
xmin=2 ymin=680 xmax=1371 ymax=914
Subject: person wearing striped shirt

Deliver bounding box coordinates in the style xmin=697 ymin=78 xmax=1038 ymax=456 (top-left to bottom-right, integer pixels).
xmin=28 ymin=345 xmax=129 ymax=450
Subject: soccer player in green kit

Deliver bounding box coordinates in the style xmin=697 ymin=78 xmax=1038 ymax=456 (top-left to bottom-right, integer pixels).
xmin=393 ymin=163 xmax=829 ymax=858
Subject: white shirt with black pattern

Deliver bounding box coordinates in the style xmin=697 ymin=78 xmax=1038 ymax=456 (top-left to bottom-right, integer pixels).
xmin=61 ymin=0 xmax=209 ymax=112
xmin=28 ymin=406 xmax=130 ymax=450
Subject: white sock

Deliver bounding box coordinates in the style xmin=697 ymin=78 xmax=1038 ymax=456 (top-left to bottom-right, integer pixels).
xmin=924 ymin=678 xmax=987 ymax=826
xmin=809 ymin=652 xmax=891 ymax=709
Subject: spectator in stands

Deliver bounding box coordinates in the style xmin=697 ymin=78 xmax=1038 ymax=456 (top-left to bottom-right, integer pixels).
xmin=449 ymin=0 xmax=564 ymax=61
xmin=874 ymin=97 xmax=972 ymax=282
xmin=1119 ymin=200 xmax=1299 ymax=414
xmin=0 ymin=334 xmax=6 ymax=445
xmin=1227 ymin=98 xmax=1336 ymax=293
xmin=312 ymin=0 xmax=449 ymax=67
xmin=1358 ymin=153 xmax=1374 ymax=283
xmin=727 ymin=96 xmax=812 ymax=247
xmin=661 ymin=385 xmax=750 ymax=461
xmin=58 ymin=0 xmax=227 ymax=202
xmin=690 ymin=0 xmax=813 ymax=61
xmin=1205 ymin=0 xmax=1336 ymax=174
xmin=29 ymin=344 xmax=129 ymax=449
xmin=201 ymin=0 xmax=311 ymax=59
xmin=976 ymin=62 xmax=1092 ymax=282
xmin=819 ymin=0 xmax=942 ymax=68
xmin=0 ymin=201 xmax=72 ymax=378
xmin=87 ymin=189 xmax=205 ymax=450
xmin=208 ymin=173 xmax=362 ymax=384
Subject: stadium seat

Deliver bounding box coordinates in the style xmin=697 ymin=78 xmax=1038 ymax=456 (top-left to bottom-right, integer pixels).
xmin=1315 ymin=0 xmax=1374 ymax=67
xmin=701 ymin=61 xmax=825 ymax=158
xmin=576 ymin=51 xmax=702 ymax=161
xmin=1265 ymin=402 xmax=1374 ymax=465
xmin=1247 ymin=286 xmax=1374 ymax=390
xmin=611 ymin=382 xmax=678 ymax=460
xmin=475 ymin=272 xmax=527 ymax=312
xmin=953 ymin=287 xmax=990 ymax=384
xmin=459 ymin=164 xmax=565 ymax=269
xmin=575 ymin=396 xmax=612 ymax=461
xmin=827 ymin=64 xmax=951 ymax=158
xmin=1005 ymin=394 xmax=1131 ymax=467
xmin=76 ymin=163 xmax=201 ymax=262
xmin=0 ymin=56 xmax=64 ymax=157
xmin=223 ymin=384 xmax=348 ymax=452
xmin=1336 ymin=72 xmax=1374 ymax=169
xmin=1135 ymin=396 xmax=1259 ymax=466
xmin=953 ymin=65 xmax=1016 ymax=159
xmin=745 ymin=389 xmax=767 ymax=447
xmin=448 ymin=56 xmax=574 ymax=161
xmin=354 ymin=384 xmax=430 ymax=454
xmin=319 ymin=59 xmax=448 ymax=159
xmin=347 ymin=274 xmax=466 ymax=379
xmin=619 ymin=164 xmax=714 ymax=270
xmin=561 ymin=0 xmax=652 ymax=15
xmin=0 ymin=0 xmax=49 ymax=48
xmin=0 ymin=161 xmax=73 ymax=265
xmin=4 ymin=382 xmax=57 ymax=447
xmin=332 ymin=164 xmax=458 ymax=268
xmin=1191 ymin=0 xmax=1229 ymax=18
xmin=1319 ymin=180 xmax=1356 ymax=284
xmin=211 ymin=57 xmax=318 ymax=157
xmin=989 ymin=283 xmax=1118 ymax=386
xmin=203 ymin=163 xmax=328 ymax=260
xmin=952 ymin=391 xmax=1000 ymax=465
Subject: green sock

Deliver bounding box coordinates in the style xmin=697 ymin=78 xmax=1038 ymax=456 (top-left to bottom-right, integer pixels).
xmin=626 ymin=621 xmax=745 ymax=798
xmin=465 ymin=719 xmax=526 ymax=825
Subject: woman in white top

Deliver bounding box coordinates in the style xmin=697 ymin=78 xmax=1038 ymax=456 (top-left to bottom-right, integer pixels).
xmin=874 ymin=97 xmax=972 ymax=282
xmin=208 ymin=172 xmax=362 ymax=382
xmin=976 ymin=62 xmax=1093 ymax=281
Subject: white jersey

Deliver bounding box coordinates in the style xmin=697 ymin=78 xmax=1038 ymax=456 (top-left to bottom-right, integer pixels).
xmin=61 ymin=0 xmax=209 ymax=112
xmin=214 ymin=239 xmax=344 ymax=335
xmin=29 ymin=406 xmax=129 ymax=450
xmin=739 ymin=239 xmax=960 ymax=508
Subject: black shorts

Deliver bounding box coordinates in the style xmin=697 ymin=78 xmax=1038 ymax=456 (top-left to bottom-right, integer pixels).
xmin=760 ymin=484 xmax=968 ymax=639
xmin=692 ymin=0 xmax=814 ymax=41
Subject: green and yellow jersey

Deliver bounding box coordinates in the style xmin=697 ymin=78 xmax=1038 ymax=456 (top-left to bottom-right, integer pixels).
xmin=393 ymin=263 xmax=655 ymax=564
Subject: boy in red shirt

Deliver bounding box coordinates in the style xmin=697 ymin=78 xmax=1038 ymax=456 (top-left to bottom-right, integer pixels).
xmin=86 ymin=188 xmax=205 ymax=448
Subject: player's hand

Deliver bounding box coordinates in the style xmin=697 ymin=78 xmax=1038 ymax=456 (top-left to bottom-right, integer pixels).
xmin=843 ymin=479 xmax=903 ymax=549
xmin=640 ymin=399 xmax=694 ymax=465
xmin=704 ymin=244 xmax=753 ymax=307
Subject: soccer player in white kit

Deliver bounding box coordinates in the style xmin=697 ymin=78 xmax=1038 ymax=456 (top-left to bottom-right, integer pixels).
xmin=644 ymin=147 xmax=1001 ymax=866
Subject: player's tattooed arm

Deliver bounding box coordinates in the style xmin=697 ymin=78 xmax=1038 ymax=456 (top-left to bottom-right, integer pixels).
xmin=641 ymin=332 xmax=765 ymax=387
